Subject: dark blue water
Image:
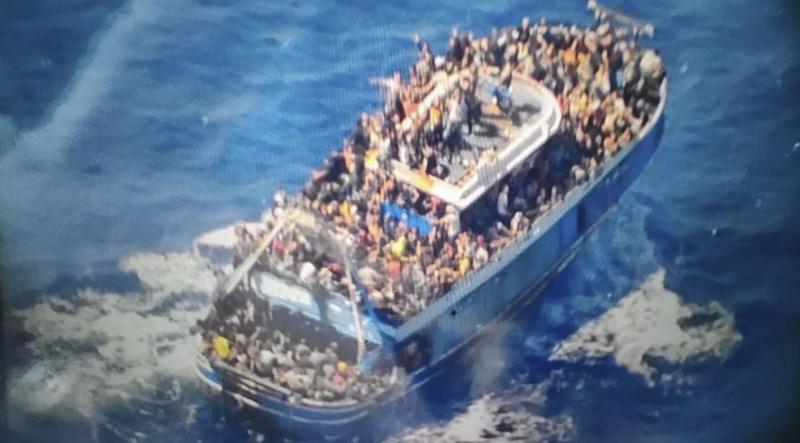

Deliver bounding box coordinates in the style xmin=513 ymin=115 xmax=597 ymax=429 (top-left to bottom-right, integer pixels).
xmin=2 ymin=0 xmax=799 ymax=442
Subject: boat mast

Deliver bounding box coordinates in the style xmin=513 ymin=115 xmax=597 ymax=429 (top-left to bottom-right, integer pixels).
xmin=292 ymin=208 xmax=368 ymax=365
xmin=214 ymin=216 xmax=290 ymax=302
xmin=344 ymin=269 xmax=366 ymax=364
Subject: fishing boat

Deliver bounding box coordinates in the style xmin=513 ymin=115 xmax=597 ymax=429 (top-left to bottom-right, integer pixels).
xmin=193 ymin=4 xmax=667 ymax=440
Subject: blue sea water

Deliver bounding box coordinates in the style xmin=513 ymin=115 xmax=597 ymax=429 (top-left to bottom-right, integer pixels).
xmin=2 ymin=0 xmax=799 ymax=442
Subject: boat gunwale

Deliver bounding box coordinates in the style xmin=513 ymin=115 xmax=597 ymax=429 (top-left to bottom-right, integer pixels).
xmin=196 ymin=347 xmax=408 ymax=411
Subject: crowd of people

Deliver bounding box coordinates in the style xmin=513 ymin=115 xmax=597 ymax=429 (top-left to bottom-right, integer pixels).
xmin=200 ymin=288 xmax=400 ymax=403
xmin=201 ymin=17 xmax=665 ymax=403
xmin=277 ymin=17 xmax=664 ymax=318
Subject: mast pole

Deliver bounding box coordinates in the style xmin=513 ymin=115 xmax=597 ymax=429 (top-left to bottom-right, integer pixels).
xmin=293 ymin=207 xmax=367 ymax=364
xmin=345 ymin=273 xmax=366 ymax=364
xmin=215 ymin=215 xmax=290 ymax=301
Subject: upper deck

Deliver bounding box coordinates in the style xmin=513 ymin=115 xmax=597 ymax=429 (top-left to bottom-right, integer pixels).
xmin=386 ymin=72 xmax=561 ymax=210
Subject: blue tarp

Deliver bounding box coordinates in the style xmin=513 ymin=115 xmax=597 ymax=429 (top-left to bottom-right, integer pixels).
xmin=381 ymin=202 xmax=432 ymax=236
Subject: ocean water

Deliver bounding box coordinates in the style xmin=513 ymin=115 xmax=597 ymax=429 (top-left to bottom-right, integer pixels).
xmin=2 ymin=0 xmax=799 ymax=442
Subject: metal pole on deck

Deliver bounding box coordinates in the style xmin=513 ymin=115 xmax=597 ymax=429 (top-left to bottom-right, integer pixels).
xmin=214 ymin=215 xmax=290 ymax=301
xmin=293 ymin=208 xmax=367 ymax=365
xmin=345 ymin=273 xmax=366 ymax=364
xmin=337 ymin=233 xmax=366 ymax=365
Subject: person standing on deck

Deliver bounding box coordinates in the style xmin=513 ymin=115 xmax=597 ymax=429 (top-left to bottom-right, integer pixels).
xmin=446 ymin=28 xmax=465 ymax=65
xmin=445 ymin=89 xmax=466 ymax=161
xmin=439 ymin=205 xmax=461 ymax=241
xmin=497 ymin=184 xmax=511 ymax=224
xmin=463 ymin=70 xmax=480 ymax=135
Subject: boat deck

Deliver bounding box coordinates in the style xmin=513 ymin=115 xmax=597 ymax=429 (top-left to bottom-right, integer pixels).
xmin=441 ymin=76 xmax=547 ymax=185
xmin=388 ymin=73 xmax=561 ymax=210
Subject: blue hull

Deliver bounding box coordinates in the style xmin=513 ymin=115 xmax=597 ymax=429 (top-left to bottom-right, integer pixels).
xmin=197 ymin=83 xmax=667 ymax=440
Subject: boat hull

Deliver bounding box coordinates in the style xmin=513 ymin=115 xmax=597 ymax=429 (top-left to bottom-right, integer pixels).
xmin=196 ymin=82 xmax=667 ymax=440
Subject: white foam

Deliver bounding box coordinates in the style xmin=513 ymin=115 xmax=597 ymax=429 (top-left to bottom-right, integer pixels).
xmin=550 ymin=269 xmax=742 ymax=386
xmin=387 ymin=374 xmax=574 ymax=442
xmin=120 ymin=252 xmax=217 ymax=294
xmin=7 ymin=252 xmax=215 ymax=422
xmin=464 ymin=321 xmax=513 ymax=396
xmin=191 ymin=222 xmax=255 ymax=252
xmin=201 ymin=94 xmax=257 ymax=124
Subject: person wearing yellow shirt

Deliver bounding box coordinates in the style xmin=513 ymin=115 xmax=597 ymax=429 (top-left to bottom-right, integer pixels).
xmin=458 ymin=256 xmax=471 ymax=276
xmin=213 ymin=335 xmax=231 ymax=360
xmin=339 ymin=200 xmax=353 ymax=226
xmin=391 ymin=236 xmax=407 ymax=258
xmin=564 ymin=40 xmax=578 ymax=67
xmin=429 ymin=104 xmax=442 ymax=127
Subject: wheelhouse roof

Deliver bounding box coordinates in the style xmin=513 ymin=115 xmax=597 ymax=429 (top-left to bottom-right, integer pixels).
xmin=376 ymin=72 xmax=561 ymax=211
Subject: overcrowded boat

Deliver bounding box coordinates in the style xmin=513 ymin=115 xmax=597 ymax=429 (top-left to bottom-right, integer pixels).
xmin=193 ymin=2 xmax=667 ymax=439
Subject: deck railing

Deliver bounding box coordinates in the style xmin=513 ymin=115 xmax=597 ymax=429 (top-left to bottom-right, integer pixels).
xmin=390 ymin=73 xmax=561 ymax=210
xmin=457 ymin=75 xmax=561 ymax=207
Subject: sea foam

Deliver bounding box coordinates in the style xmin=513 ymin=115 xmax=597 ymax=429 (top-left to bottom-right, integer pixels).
xmin=386 ymin=372 xmax=574 ymax=443
xmin=8 ymin=251 xmax=215 ymax=424
xmin=550 ymin=268 xmax=742 ymax=386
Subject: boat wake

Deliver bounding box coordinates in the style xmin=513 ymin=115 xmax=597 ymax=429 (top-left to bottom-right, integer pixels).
xmin=6 ymin=229 xmax=581 ymax=442
xmin=7 ymin=220 xmax=734 ymax=441
xmin=550 ymin=268 xmax=742 ymax=386
xmin=7 ymin=251 xmax=216 ymax=431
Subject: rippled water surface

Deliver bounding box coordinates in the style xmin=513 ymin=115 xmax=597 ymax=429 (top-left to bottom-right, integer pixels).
xmin=2 ymin=0 xmax=799 ymax=442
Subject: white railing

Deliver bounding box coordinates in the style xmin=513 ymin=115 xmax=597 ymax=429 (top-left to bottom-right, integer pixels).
xmin=456 ymin=75 xmax=561 ymax=208
xmin=390 ymin=73 xmax=561 ymax=210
